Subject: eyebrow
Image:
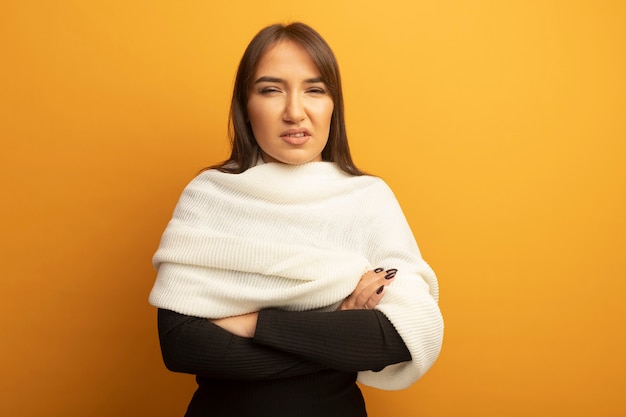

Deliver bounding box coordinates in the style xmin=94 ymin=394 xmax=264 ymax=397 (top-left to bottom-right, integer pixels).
xmin=254 ymin=76 xmax=325 ymax=84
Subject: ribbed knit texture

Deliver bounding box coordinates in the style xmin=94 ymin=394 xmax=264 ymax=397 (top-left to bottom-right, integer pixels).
xmin=149 ymin=161 xmax=443 ymax=390
xmin=158 ymin=308 xmax=410 ymax=416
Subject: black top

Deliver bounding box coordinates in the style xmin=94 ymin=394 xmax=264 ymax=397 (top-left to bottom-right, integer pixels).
xmin=158 ymin=308 xmax=411 ymax=417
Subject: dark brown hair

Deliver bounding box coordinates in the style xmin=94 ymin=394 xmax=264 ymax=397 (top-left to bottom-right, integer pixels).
xmin=208 ymin=22 xmax=364 ymax=175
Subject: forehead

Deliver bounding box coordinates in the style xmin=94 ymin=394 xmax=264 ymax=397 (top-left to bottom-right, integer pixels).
xmin=254 ymin=40 xmax=321 ymax=77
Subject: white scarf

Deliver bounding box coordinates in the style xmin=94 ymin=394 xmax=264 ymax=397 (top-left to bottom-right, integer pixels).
xmin=149 ymin=161 xmax=443 ymax=390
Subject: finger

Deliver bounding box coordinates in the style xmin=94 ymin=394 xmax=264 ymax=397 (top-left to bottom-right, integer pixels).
xmin=361 ymin=269 xmax=397 ymax=308
xmin=364 ymin=286 xmax=384 ymax=309
xmin=353 ymin=280 xmax=381 ymax=307
xmin=356 ymin=277 xmax=390 ymax=308
xmin=357 ymin=268 xmax=384 ymax=288
xmin=384 ymin=268 xmax=397 ymax=280
xmin=355 ymin=268 xmax=391 ymax=291
xmin=340 ymin=268 xmax=397 ymax=310
xmin=363 ymin=285 xmax=386 ymax=309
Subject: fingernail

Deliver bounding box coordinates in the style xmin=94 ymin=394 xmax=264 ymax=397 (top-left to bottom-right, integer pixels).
xmin=374 ymin=267 xmax=384 ymax=273
xmin=376 ymin=285 xmax=384 ymax=294
xmin=385 ymin=269 xmax=397 ymax=279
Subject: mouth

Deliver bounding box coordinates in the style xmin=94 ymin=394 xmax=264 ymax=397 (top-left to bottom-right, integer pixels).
xmin=280 ymin=129 xmax=311 ymax=145
xmin=284 ymin=132 xmax=307 ymax=138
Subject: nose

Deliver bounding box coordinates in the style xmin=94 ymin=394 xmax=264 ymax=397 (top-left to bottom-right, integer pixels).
xmin=283 ymin=93 xmax=305 ymax=123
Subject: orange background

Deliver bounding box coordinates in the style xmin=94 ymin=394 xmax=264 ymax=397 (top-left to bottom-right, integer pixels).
xmin=2 ymin=1 xmax=625 ymax=416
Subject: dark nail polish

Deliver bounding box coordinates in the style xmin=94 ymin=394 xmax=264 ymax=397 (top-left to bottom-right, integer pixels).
xmin=385 ymin=269 xmax=397 ymax=280
xmin=376 ymin=285 xmax=384 ymax=295
xmin=374 ymin=267 xmax=384 ymax=273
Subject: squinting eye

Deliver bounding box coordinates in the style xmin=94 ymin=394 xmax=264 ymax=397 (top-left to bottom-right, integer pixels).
xmin=308 ymin=88 xmax=326 ymax=94
xmin=260 ymin=87 xmax=281 ymax=94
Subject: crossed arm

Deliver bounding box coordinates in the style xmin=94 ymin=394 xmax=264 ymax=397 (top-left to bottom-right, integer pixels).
xmin=157 ymin=268 xmax=411 ymax=379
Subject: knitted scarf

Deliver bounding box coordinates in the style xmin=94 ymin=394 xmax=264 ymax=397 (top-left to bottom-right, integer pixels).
xmin=149 ymin=161 xmax=443 ymax=390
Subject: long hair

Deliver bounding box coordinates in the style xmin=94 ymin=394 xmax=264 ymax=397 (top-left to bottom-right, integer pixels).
xmin=208 ymin=22 xmax=364 ymax=175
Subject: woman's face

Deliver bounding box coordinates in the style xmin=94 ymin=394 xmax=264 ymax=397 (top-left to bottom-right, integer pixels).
xmin=247 ymin=40 xmax=334 ymax=165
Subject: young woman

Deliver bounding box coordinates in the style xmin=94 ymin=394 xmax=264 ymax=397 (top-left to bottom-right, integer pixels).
xmin=149 ymin=22 xmax=443 ymax=417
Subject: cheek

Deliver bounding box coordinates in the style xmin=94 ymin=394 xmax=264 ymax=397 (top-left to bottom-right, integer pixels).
xmin=247 ymin=103 xmax=267 ymax=134
xmin=322 ymin=103 xmax=334 ymax=131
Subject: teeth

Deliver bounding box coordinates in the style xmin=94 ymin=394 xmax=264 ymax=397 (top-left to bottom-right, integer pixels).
xmin=288 ymin=133 xmax=306 ymax=138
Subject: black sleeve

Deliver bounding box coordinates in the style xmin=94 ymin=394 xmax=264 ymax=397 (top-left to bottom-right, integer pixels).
xmin=157 ymin=308 xmax=328 ymax=379
xmin=254 ymin=309 xmax=412 ymax=372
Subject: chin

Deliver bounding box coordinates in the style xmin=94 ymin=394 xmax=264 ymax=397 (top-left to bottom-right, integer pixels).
xmin=285 ymin=157 xmax=321 ymax=165
xmin=264 ymin=152 xmax=322 ymax=165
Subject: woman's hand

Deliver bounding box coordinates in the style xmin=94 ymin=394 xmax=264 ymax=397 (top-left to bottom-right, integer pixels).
xmin=338 ymin=268 xmax=397 ymax=311
xmin=210 ymin=312 xmax=259 ymax=338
